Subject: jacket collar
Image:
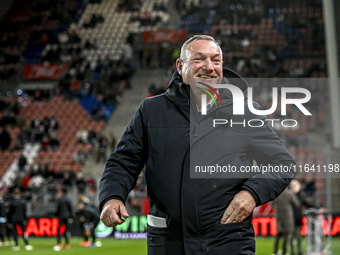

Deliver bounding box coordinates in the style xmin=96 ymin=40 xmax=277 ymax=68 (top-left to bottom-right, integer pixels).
xmin=165 ymin=70 xmax=190 ymax=106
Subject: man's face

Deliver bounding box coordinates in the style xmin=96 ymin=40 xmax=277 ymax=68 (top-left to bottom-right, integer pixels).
xmin=292 ymin=182 xmax=300 ymax=193
xmin=176 ymin=39 xmax=223 ymax=85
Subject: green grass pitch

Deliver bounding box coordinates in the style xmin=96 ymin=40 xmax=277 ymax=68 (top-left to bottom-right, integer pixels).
xmin=0 ymin=236 xmax=338 ymax=254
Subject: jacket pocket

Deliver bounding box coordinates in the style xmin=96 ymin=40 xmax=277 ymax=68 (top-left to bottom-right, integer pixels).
xmin=215 ymin=220 xmax=254 ymax=239
xmin=201 ymin=221 xmax=255 ymax=254
xmin=147 ymin=223 xmax=169 ymax=255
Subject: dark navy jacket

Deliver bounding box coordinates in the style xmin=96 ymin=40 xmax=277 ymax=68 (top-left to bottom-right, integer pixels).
xmin=99 ymin=69 xmax=295 ymax=255
xmin=8 ymin=198 xmax=27 ymax=223
xmin=55 ymin=195 xmax=73 ymax=220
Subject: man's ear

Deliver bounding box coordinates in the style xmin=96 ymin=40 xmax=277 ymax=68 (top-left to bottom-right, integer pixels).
xmin=176 ymin=59 xmax=183 ymax=75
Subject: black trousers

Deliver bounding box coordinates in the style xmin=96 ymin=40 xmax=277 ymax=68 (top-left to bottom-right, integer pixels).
xmin=57 ymin=218 xmax=70 ymax=245
xmin=0 ymin=223 xmax=6 ymax=242
xmin=11 ymin=222 xmax=28 ymax=246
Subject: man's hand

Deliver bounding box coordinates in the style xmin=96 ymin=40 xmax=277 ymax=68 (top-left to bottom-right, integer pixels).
xmin=100 ymin=199 xmax=129 ymax=227
xmin=220 ymin=190 xmax=256 ymax=224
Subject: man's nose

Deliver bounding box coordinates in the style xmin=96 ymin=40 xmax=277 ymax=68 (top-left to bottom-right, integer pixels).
xmin=203 ymin=59 xmax=214 ymax=71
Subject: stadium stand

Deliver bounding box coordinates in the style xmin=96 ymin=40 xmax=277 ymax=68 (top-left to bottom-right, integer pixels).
xmin=0 ymin=0 xmax=335 ymax=216
xmin=0 ymin=0 xmax=172 ymax=216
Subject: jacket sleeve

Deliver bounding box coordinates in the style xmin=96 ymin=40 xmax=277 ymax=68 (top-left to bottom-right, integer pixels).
xmin=99 ymin=102 xmax=148 ymax=212
xmin=242 ymin=102 xmax=296 ymax=206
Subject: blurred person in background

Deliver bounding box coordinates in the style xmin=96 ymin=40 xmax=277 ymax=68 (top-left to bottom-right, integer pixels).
xmin=30 ymin=117 xmax=44 ymax=142
xmin=48 ymin=132 xmax=60 ymax=151
xmin=87 ymin=174 xmax=97 ymax=197
xmin=77 ymin=201 xmax=100 ymax=248
xmin=40 ymin=135 xmax=50 ymax=151
xmin=97 ymin=134 xmax=108 ymax=164
xmin=53 ymin=188 xmax=73 ymax=251
xmin=0 ymin=110 xmax=16 ymax=127
xmin=0 ymin=192 xmax=7 ymax=246
xmin=0 ymin=126 xmax=11 ymax=151
xmin=290 ymin=179 xmax=320 ymax=255
xmin=78 ymin=194 xmax=90 ymax=246
xmin=109 ymin=131 xmax=117 ymax=152
xmin=17 ymin=152 xmax=27 ymax=176
xmin=3 ymin=198 xmax=12 ymax=246
xmin=28 ymin=172 xmax=45 ymax=193
xmin=7 ymin=188 xmax=33 ymax=251
xmin=76 ymin=129 xmax=89 ymax=144
xmin=49 ymin=115 xmax=59 ymax=132
xmin=76 ymin=172 xmax=87 ymax=195
xmin=61 ymin=171 xmax=74 ymax=189
xmin=88 ymin=129 xmax=97 ymax=150
xmin=73 ymin=148 xmax=87 ymax=164
xmin=272 ymin=187 xmax=300 ymax=255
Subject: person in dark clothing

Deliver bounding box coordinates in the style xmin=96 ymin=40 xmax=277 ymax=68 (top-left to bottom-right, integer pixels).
xmin=0 ymin=192 xmax=7 ymax=246
xmin=99 ymin=35 xmax=295 ymax=255
xmin=48 ymin=132 xmax=60 ymax=151
xmin=17 ymin=152 xmax=27 ymax=176
xmin=30 ymin=117 xmax=44 ymax=142
xmin=272 ymin=187 xmax=300 ymax=255
xmin=0 ymin=110 xmax=16 ymax=127
xmin=53 ymin=188 xmax=73 ymax=251
xmin=88 ymin=129 xmax=97 ymax=149
xmin=97 ymin=134 xmax=108 ymax=163
xmin=78 ymin=195 xmax=91 ymax=246
xmin=77 ymin=202 xmax=100 ymax=247
xmin=3 ymin=199 xmax=12 ymax=245
xmin=7 ymin=189 xmax=33 ymax=251
xmin=49 ymin=116 xmax=59 ymax=132
xmin=76 ymin=172 xmax=87 ymax=195
xmin=41 ymin=116 xmax=51 ymax=135
xmin=290 ymin=179 xmax=317 ymax=255
xmin=0 ymin=126 xmax=11 ymax=151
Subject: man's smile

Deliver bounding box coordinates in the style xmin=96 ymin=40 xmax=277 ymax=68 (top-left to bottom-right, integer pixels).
xmin=197 ymin=74 xmax=217 ymax=78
